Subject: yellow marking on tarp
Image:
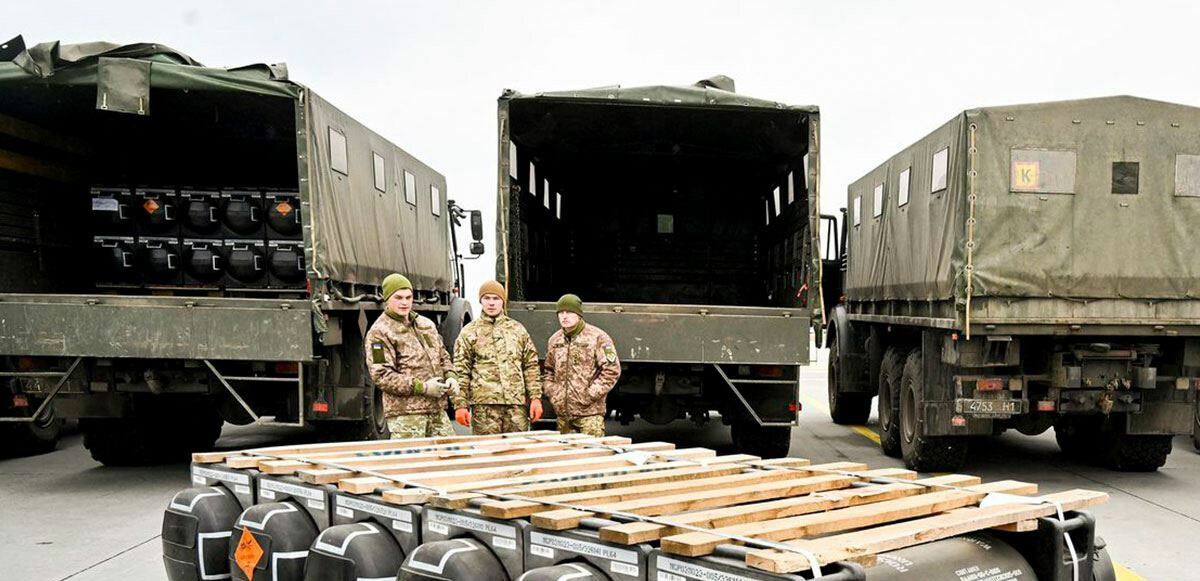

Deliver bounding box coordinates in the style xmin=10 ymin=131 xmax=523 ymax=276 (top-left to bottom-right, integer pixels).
xmin=1012 ymin=160 xmax=1041 ymax=191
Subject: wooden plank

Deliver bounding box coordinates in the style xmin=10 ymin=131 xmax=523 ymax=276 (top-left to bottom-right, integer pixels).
xmin=256 ymin=438 xmax=626 ymax=473
xmin=744 ymin=489 xmax=1109 ymax=573
xmin=192 ymin=430 xmax=557 ymax=463
xmin=598 ymin=474 xmax=983 ymax=545
xmin=659 ymin=480 xmax=1037 ymax=557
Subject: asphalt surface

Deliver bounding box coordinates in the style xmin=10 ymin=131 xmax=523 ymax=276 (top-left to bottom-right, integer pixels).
xmin=1 ymin=350 xmax=1195 ymax=580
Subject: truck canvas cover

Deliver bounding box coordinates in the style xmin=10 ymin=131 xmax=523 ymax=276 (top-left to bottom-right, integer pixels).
xmin=846 ymin=96 xmax=1200 ymax=321
xmin=0 ymin=36 xmax=451 ymax=291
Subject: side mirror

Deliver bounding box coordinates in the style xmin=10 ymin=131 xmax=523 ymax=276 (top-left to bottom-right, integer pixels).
xmin=469 ymin=241 xmax=485 ymax=256
xmin=470 ymin=210 xmax=484 ymax=242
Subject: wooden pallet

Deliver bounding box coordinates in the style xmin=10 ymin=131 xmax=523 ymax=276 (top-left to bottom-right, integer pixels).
xmin=192 ymin=436 xmax=1108 ymax=574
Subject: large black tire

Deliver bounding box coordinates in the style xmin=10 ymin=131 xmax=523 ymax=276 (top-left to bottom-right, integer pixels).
xmin=316 ymin=355 xmax=389 ymax=442
xmin=1054 ymin=416 xmax=1101 ymax=460
xmin=1100 ymin=432 xmax=1172 ymax=472
xmin=82 ymin=397 xmax=223 ymax=465
xmin=1193 ymin=393 xmax=1200 ymax=453
xmin=731 ymin=422 xmax=791 ymax=459
xmin=828 ymin=336 xmax=871 ymax=425
xmin=1 ymin=401 xmax=63 ymax=457
xmin=877 ymin=347 xmax=905 ymax=458
xmin=898 ymin=350 xmax=968 ymax=472
xmin=438 ymin=297 xmax=473 ymax=353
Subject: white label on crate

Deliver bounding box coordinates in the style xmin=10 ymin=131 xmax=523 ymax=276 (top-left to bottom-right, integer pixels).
xmin=92 ymin=198 xmax=119 ymax=211
xmin=529 ymin=531 xmax=639 ymax=565
xmin=393 ymin=520 xmax=413 ymax=533
xmin=530 ymin=544 xmax=555 ymax=559
xmin=307 ymin=499 xmax=325 ymax=510
xmin=657 ymin=557 xmax=760 ymax=581
xmin=260 ymin=478 xmax=324 ymax=502
xmin=234 ymin=485 xmax=251 ymax=496
xmin=427 ymin=510 xmax=516 ymax=538
xmin=336 ymin=496 xmax=413 ymax=523
xmin=493 ymin=536 xmax=516 ymax=551
xmin=337 ymin=507 xmax=354 ymax=518
xmin=192 ymin=466 xmax=250 ymax=486
xmin=428 ymin=522 xmax=450 ymax=535
xmin=259 ymin=489 xmax=276 ymax=500
xmin=612 ymin=562 xmax=640 ymax=577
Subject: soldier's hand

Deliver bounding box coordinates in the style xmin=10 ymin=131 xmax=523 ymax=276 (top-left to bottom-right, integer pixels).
xmin=420 ymin=378 xmax=448 ymax=398
xmin=455 ymin=407 xmax=471 ymax=427
xmin=529 ymin=399 xmax=544 ymax=422
xmin=445 ymin=377 xmax=460 ymax=394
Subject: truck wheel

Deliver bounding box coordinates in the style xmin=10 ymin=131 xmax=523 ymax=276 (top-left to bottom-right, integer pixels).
xmin=731 ymin=422 xmax=791 ymax=459
xmin=828 ymin=336 xmax=870 ymax=425
xmin=1100 ymin=432 xmax=1172 ymax=472
xmin=899 ymin=350 xmax=968 ymax=472
xmin=81 ymin=417 xmax=163 ymax=466
xmin=1193 ymin=394 xmax=1200 ymax=453
xmin=438 ymin=297 xmax=473 ymax=353
xmin=1 ymin=402 xmax=63 ymax=456
xmin=318 ymin=361 xmax=390 ymax=442
xmin=877 ymin=347 xmax=905 ymax=458
xmin=1053 ymin=417 xmax=1099 ymax=460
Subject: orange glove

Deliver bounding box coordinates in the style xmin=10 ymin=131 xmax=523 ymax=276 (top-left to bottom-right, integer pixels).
xmin=454 ymin=407 xmax=471 ymax=427
xmin=529 ymin=399 xmax=544 ymax=422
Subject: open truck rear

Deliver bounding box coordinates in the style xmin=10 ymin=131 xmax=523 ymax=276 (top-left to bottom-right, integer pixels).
xmin=826 ymin=96 xmax=1200 ymax=471
xmin=495 ymin=77 xmax=822 ymax=457
xmin=0 ymin=38 xmax=482 ymax=463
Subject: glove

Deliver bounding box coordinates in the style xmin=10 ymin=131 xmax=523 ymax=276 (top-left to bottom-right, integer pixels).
xmin=417 ymin=377 xmax=447 ymax=398
xmin=455 ymin=407 xmax=471 ymax=427
xmin=445 ymin=377 xmax=460 ymax=395
xmin=529 ymin=399 xmax=544 ymax=422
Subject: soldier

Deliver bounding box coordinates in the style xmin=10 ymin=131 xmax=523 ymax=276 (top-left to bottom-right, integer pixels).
xmin=543 ymin=294 xmax=620 ymax=437
xmin=451 ymin=280 xmax=543 ymax=434
xmin=364 ymin=273 xmax=458 ymax=439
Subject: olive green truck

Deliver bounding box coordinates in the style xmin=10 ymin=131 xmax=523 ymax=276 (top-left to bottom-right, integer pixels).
xmin=0 ymin=38 xmax=482 ymax=464
xmin=494 ymin=77 xmax=825 ymax=458
xmin=825 ymin=96 xmax=1200 ymax=472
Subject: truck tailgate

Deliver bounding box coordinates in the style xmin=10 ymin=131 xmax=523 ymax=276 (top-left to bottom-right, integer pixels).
xmin=509 ymin=302 xmax=809 ymax=365
xmin=0 ymin=294 xmax=313 ymax=361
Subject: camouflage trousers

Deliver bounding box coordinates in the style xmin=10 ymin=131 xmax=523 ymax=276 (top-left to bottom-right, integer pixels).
xmin=556 ymin=415 xmax=606 ymax=437
xmin=472 ymin=404 xmax=529 ymax=435
xmin=387 ymin=411 xmax=455 ymax=440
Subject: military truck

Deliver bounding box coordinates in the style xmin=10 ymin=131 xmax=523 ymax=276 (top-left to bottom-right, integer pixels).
xmin=825 ymin=96 xmax=1200 ymax=472
xmin=0 ymin=37 xmax=483 ymax=463
xmin=494 ymin=77 xmax=823 ymax=458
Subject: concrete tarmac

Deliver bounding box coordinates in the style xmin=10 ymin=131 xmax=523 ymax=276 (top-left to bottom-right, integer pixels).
xmin=1 ymin=350 xmax=1193 ymax=580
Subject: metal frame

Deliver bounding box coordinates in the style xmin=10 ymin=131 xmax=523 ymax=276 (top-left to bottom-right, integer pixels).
xmin=0 ymin=356 xmax=82 ymax=422
xmin=203 ymin=359 xmax=305 ymax=428
xmin=711 ymin=364 xmax=798 ymax=427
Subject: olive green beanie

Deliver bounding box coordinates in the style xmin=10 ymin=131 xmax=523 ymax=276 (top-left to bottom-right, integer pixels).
xmin=555 ymin=293 xmax=584 ymax=316
xmin=381 ymin=273 xmax=413 ymax=301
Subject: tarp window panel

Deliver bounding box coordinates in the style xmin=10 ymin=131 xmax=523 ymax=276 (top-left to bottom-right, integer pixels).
xmin=1175 ymin=154 xmax=1200 ymax=197
xmin=509 ymin=142 xmax=519 ymax=179
xmin=529 ymin=163 xmax=537 ymax=196
xmin=773 ymin=187 xmax=782 ymax=215
xmin=787 ymin=172 xmax=795 ymax=204
xmin=1010 ymin=149 xmax=1077 ymax=194
xmin=372 ymin=152 xmax=386 ymax=193
xmin=898 ymin=167 xmax=911 ymax=206
xmin=1112 ymin=161 xmax=1140 ymax=194
xmin=404 ymin=170 xmax=417 ymax=206
xmin=543 ymin=179 xmax=550 ymax=209
xmin=852 ymin=196 xmax=861 ymax=226
xmin=431 ymin=185 xmax=441 ymax=216
xmin=872 ymin=183 xmax=884 ymax=217
xmin=930 ymin=147 xmax=949 ymax=193
xmin=329 ymin=127 xmax=348 ymax=175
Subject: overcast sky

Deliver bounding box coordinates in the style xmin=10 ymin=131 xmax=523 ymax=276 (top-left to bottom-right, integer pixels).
xmin=8 ymin=0 xmax=1199 ymax=289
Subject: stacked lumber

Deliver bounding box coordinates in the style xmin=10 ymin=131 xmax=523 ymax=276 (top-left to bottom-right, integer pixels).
xmin=192 ymin=432 xmax=1108 ymax=575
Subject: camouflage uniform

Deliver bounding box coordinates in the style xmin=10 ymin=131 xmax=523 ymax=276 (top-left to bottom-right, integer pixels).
xmin=452 ymin=313 xmax=542 ymax=435
xmin=365 ymin=310 xmax=456 ymax=439
xmin=544 ymin=322 xmax=620 ymax=437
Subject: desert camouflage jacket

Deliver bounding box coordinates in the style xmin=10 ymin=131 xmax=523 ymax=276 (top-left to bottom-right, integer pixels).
xmin=365 ymin=311 xmax=455 ymax=416
xmin=451 ymin=313 xmax=542 ymax=408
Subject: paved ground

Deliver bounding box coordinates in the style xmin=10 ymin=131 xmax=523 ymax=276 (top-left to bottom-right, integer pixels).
xmin=2 ymin=351 xmax=1196 ymax=580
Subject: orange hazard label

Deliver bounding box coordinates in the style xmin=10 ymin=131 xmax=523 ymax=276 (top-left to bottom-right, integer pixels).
xmin=275 ymin=201 xmax=293 ymax=217
xmin=142 ymin=199 xmax=160 ymax=214
xmin=234 ymin=528 xmax=263 ymax=580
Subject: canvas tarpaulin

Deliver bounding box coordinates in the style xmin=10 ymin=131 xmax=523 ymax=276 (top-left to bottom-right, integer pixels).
xmin=846 ymin=96 xmax=1200 ymax=310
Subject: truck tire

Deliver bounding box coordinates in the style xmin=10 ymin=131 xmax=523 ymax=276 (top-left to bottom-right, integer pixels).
xmin=1054 ymin=417 xmax=1100 ymax=460
xmin=438 ymin=297 xmax=473 ymax=353
xmin=1 ymin=403 xmax=63 ymax=456
xmin=1193 ymin=394 xmax=1200 ymax=452
xmin=731 ymin=422 xmax=791 ymax=458
xmin=899 ymin=350 xmax=968 ymax=472
xmin=317 ymin=359 xmax=390 ymax=442
xmin=1101 ymin=432 xmax=1172 ymax=472
xmin=877 ymin=347 xmax=905 ymax=458
xmin=828 ymin=336 xmax=871 ymax=425
xmin=82 ymin=417 xmax=164 ymax=465
xmin=81 ymin=397 xmax=223 ymax=465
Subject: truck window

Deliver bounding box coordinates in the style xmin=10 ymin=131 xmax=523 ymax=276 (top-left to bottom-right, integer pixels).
xmin=873 ymin=183 xmax=884 ymax=218
xmin=773 ymin=187 xmax=781 ymax=215
xmin=931 ymin=147 xmax=948 ymax=193
xmin=431 ymin=185 xmax=441 ymax=216
xmin=372 ymin=152 xmax=386 ymax=193
xmin=898 ymin=167 xmax=911 ymax=207
xmin=544 ymin=179 xmax=551 ymax=209
xmin=509 ymin=142 xmax=519 ymax=179
xmin=787 ymin=172 xmax=795 ymax=204
xmin=1010 ymin=149 xmax=1077 ymax=194
xmin=1112 ymin=161 xmax=1139 ymax=194
xmin=329 ymin=127 xmax=348 ymax=175
xmin=403 ymin=170 xmax=416 ymax=206
xmin=764 ymin=199 xmax=771 ymax=225
xmin=1176 ymin=154 xmax=1200 ymax=197
xmin=853 ymin=196 xmax=861 ymax=226
xmin=556 ymin=192 xmax=563 ymax=218
xmin=529 ymin=163 xmax=537 ymax=197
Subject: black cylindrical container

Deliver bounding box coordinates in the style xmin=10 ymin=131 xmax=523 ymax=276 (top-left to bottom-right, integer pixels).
xmin=229 ymin=501 xmax=318 ymax=581
xmin=134 ymin=188 xmax=179 ymax=236
xmin=162 ymin=486 xmax=242 ymax=581
xmin=265 ymin=192 xmax=302 ymax=239
xmin=183 ymin=239 xmax=225 ymax=285
xmin=180 ymin=190 xmax=222 ymax=238
xmin=138 ymin=236 xmax=182 ymax=285
xmin=303 ymin=522 xmax=405 ymax=581
xmin=399 ymin=538 xmax=508 ymax=581
xmin=90 ymin=187 xmax=133 ymax=236
xmin=93 ymin=236 xmax=138 ymax=285
xmin=223 ymin=240 xmax=267 ymax=287
xmin=220 ymin=190 xmax=264 ymax=239
xmin=267 ymin=241 xmax=305 ymax=287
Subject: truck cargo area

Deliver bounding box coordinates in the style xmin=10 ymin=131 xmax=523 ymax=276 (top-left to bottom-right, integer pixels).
xmin=504 ymin=98 xmax=812 ymax=308
xmin=0 ymin=82 xmax=299 ymax=295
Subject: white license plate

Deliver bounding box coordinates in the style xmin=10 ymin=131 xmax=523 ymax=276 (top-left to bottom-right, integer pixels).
xmin=961 ymin=399 xmax=1021 ymax=415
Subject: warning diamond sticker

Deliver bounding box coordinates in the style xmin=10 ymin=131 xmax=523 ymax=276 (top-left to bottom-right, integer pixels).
xmin=142 ymin=199 xmax=161 ymax=214
xmin=234 ymin=528 xmax=264 ymax=580
xmin=275 ymin=201 xmax=293 ymax=217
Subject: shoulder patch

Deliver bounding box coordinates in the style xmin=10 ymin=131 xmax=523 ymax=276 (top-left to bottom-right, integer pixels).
xmin=371 ymin=342 xmax=386 ymax=364
xmin=602 ymin=342 xmax=617 ymax=363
